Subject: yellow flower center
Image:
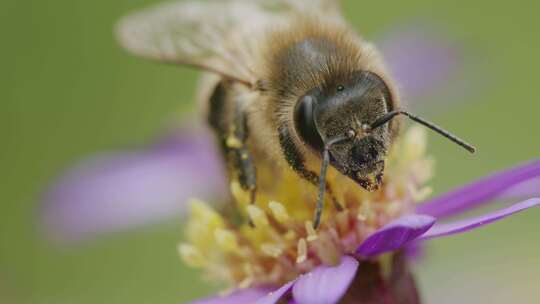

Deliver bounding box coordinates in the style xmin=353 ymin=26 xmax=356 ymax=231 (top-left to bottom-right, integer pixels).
xmin=179 ymin=126 xmax=433 ymax=290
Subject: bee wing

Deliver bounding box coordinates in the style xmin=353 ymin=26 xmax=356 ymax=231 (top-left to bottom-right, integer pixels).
xmin=278 ymin=0 xmax=342 ymax=15
xmin=116 ymin=0 xmax=344 ymax=87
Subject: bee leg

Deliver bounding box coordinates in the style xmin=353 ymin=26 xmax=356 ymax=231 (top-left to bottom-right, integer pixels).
xmin=230 ymin=144 xmax=257 ymax=205
xmin=208 ymin=82 xmax=257 ymax=206
xmin=278 ymin=125 xmax=343 ymax=227
xmin=227 ymin=98 xmax=258 ymax=205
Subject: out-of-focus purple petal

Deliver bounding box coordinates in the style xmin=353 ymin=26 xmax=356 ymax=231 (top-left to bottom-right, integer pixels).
xmin=191 ymin=288 xmax=271 ymax=304
xmin=41 ymin=126 xmax=226 ymax=242
xmin=498 ymin=176 xmax=540 ymax=200
xmin=255 ymin=281 xmax=296 ymax=304
xmin=292 ymin=256 xmax=358 ymax=304
xmin=417 ymin=159 xmax=540 ymax=219
xmin=404 ymin=243 xmax=425 ymax=261
xmin=377 ymin=23 xmax=462 ymax=103
xmin=420 ymin=198 xmax=540 ymax=240
xmin=356 ymin=215 xmax=436 ymax=258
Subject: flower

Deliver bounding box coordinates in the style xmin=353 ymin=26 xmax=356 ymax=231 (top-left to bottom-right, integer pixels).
xmin=40 ymin=126 xmax=227 ymax=242
xmin=179 ymin=126 xmax=540 ymax=304
xmin=36 ymin=15 xmax=538 ymax=302
xmin=40 ymin=22 xmax=467 ymax=243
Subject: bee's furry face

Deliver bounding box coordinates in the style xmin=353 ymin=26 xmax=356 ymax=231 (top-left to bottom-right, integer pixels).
xmin=294 ymin=71 xmax=393 ymax=191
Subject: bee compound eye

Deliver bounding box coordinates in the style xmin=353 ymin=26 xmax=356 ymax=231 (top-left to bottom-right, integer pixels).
xmin=294 ymin=95 xmax=324 ymax=152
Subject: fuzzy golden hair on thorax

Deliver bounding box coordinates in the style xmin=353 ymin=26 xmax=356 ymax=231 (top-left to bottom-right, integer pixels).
xmin=261 ymin=18 xmax=367 ymax=100
xmin=257 ymin=16 xmax=399 ymax=148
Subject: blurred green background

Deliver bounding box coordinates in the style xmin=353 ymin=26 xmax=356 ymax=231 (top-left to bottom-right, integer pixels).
xmin=2 ymin=0 xmax=539 ymax=303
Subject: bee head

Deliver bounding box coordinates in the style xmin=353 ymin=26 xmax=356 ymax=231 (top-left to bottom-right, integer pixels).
xmin=294 ymin=71 xmax=394 ymax=191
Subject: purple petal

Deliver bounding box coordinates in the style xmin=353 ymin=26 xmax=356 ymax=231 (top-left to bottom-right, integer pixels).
xmin=356 ymin=215 xmax=436 ymax=258
xmin=255 ymin=281 xmax=296 ymax=304
xmin=498 ymin=176 xmax=540 ymax=200
xmin=404 ymin=243 xmax=425 ymax=261
xmin=41 ymin=126 xmax=226 ymax=242
xmin=417 ymin=159 xmax=540 ymax=219
xmin=292 ymin=256 xmax=359 ymax=304
xmin=378 ymin=23 xmax=462 ymax=102
xmin=420 ymin=198 xmax=540 ymax=240
xmin=191 ymin=288 xmax=270 ymax=304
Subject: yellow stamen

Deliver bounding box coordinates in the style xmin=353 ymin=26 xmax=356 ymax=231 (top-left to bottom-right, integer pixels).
xmin=412 ymin=186 xmax=433 ymax=202
xmin=357 ymin=213 xmax=367 ymax=222
xmin=357 ymin=201 xmax=375 ymax=224
xmin=403 ymin=126 xmax=427 ymax=161
xmin=243 ymin=263 xmax=254 ymax=276
xmin=178 ymin=244 xmax=206 ymax=267
xmin=385 ymin=201 xmax=402 ymax=217
xmin=284 ymin=230 xmax=297 ymax=241
xmin=189 ymin=199 xmax=223 ymax=225
xmin=177 ymin=126 xmax=433 ymax=289
xmin=246 ymin=205 xmax=269 ymax=228
xmin=238 ymin=277 xmax=254 ymax=289
xmin=214 ymin=228 xmax=239 ymax=252
xmin=296 ymin=238 xmax=308 ymax=264
xmin=231 ymin=181 xmax=250 ymax=206
xmin=268 ymin=201 xmax=290 ymax=224
xmin=186 ymin=199 xmax=225 ymax=251
xmin=336 ymin=210 xmax=350 ymax=235
xmin=238 ymin=263 xmax=255 ymax=289
xmin=305 ymin=221 xmax=318 ymax=242
xmin=261 ymin=243 xmax=284 ymax=258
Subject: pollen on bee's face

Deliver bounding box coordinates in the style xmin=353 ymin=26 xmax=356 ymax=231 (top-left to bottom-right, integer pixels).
xmin=178 ymin=126 xmax=433 ymax=290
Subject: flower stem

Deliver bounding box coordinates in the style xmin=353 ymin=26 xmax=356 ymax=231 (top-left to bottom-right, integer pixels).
xmin=341 ymin=253 xmax=421 ymax=304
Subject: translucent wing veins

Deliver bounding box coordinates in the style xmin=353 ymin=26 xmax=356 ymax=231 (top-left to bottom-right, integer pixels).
xmin=115 ymin=0 xmax=344 ymax=88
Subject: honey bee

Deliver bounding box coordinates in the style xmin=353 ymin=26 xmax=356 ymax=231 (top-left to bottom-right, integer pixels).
xmin=116 ymin=0 xmax=475 ymax=228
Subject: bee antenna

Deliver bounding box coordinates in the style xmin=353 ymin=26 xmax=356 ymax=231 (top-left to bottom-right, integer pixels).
xmin=314 ymin=135 xmax=348 ymax=229
xmin=371 ymin=110 xmax=477 ymax=154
